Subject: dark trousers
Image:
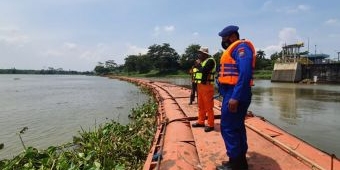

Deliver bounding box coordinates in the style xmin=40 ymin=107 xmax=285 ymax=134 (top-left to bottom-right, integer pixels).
xmin=219 ymin=85 xmax=251 ymax=159
xmin=189 ymin=82 xmax=197 ymax=103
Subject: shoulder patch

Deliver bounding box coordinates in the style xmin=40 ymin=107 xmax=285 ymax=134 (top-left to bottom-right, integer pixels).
xmin=238 ymin=47 xmax=245 ymax=57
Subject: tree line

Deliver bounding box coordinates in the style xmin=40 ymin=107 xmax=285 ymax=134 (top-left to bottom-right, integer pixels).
xmin=0 ymin=67 xmax=94 ymax=75
xmin=95 ymin=43 xmax=278 ymax=75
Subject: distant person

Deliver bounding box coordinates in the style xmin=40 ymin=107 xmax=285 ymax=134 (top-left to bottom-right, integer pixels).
xmin=191 ymin=47 xmax=216 ymax=132
xmin=216 ymin=25 xmax=256 ymax=170
xmin=189 ymin=63 xmax=198 ymax=105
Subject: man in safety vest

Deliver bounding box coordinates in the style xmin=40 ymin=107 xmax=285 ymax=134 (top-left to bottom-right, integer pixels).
xmin=189 ymin=63 xmax=198 ymax=105
xmin=191 ymin=47 xmax=216 ymax=132
xmin=216 ymin=25 xmax=256 ymax=170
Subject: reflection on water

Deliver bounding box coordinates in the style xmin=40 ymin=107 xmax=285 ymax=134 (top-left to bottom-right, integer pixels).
xmin=251 ymin=80 xmax=340 ymax=156
xmin=147 ymin=77 xmax=340 ymax=156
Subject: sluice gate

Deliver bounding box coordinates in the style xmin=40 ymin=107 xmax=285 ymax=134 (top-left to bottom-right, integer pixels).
xmin=270 ymin=42 xmax=340 ymax=84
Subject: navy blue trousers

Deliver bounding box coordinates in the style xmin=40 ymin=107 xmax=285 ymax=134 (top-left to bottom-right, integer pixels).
xmin=220 ymin=87 xmax=251 ymax=159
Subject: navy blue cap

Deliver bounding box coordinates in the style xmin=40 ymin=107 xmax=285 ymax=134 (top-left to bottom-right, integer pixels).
xmin=218 ymin=25 xmax=239 ymax=37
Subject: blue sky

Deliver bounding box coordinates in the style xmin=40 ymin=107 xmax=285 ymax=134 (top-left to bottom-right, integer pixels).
xmin=1 ymin=0 xmax=339 ymax=71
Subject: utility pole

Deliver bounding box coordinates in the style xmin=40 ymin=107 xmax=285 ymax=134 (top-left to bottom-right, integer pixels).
xmin=337 ymin=52 xmax=340 ymax=62
xmin=314 ymin=45 xmax=317 ymax=55
xmin=307 ymin=37 xmax=310 ymax=54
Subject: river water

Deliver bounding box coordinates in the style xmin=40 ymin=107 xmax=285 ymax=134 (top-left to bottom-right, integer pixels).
xmin=0 ymin=75 xmax=149 ymax=160
xmin=1 ymin=76 xmax=339 ymax=160
xmin=146 ymin=77 xmax=340 ymax=157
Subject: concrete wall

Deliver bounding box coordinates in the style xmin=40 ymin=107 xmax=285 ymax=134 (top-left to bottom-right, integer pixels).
xmin=271 ymin=62 xmax=302 ymax=82
xmin=301 ymin=63 xmax=340 ymax=83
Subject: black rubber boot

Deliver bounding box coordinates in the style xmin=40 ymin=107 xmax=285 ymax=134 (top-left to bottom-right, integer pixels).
xmin=232 ymin=155 xmax=248 ymax=170
xmin=241 ymin=155 xmax=248 ymax=169
xmin=216 ymin=158 xmax=233 ymax=170
xmin=216 ymin=156 xmax=248 ymax=170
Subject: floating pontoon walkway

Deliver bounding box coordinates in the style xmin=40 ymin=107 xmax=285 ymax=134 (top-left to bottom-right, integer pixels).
xmin=112 ymin=76 xmax=339 ymax=170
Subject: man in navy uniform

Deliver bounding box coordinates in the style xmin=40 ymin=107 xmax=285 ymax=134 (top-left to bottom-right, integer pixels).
xmin=216 ymin=25 xmax=256 ymax=170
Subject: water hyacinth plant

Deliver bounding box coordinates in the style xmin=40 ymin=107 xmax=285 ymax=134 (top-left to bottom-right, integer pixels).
xmin=0 ymin=99 xmax=158 ymax=170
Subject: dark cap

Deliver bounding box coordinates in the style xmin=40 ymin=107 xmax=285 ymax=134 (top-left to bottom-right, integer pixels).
xmin=218 ymin=25 xmax=239 ymax=37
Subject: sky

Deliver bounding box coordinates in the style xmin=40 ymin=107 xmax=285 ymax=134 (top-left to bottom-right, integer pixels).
xmin=1 ymin=0 xmax=339 ymax=71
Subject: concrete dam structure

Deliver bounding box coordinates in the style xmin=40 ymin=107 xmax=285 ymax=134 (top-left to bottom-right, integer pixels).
xmin=271 ymin=62 xmax=302 ymax=83
xmin=271 ymin=42 xmax=340 ymax=83
xmin=302 ymin=63 xmax=340 ymax=83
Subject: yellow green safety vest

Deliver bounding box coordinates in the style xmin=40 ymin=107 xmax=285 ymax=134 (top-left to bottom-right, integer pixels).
xmin=195 ymin=57 xmax=216 ymax=84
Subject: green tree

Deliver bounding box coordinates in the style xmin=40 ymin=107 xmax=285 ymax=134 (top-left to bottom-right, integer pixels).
xmin=94 ymin=63 xmax=110 ymax=75
xmin=124 ymin=55 xmax=139 ymax=73
xmin=270 ymin=52 xmax=281 ymax=61
xmin=146 ymin=43 xmax=179 ymax=73
xmin=256 ymin=50 xmax=266 ymax=59
xmin=255 ymin=50 xmax=273 ymax=70
xmin=212 ymin=50 xmax=223 ymax=67
xmin=179 ymin=44 xmax=201 ymax=71
xmin=136 ymin=55 xmax=152 ymax=74
xmin=269 ymin=52 xmax=280 ymax=69
xmin=105 ymin=60 xmax=118 ymax=72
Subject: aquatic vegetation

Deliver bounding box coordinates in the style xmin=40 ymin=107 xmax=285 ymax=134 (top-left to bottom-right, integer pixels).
xmin=0 ymin=100 xmax=158 ymax=170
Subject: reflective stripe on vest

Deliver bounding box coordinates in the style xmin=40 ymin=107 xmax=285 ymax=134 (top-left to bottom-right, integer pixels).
xmin=192 ymin=67 xmax=199 ymax=83
xmin=218 ymin=39 xmax=256 ymax=86
xmin=195 ymin=57 xmax=216 ymax=84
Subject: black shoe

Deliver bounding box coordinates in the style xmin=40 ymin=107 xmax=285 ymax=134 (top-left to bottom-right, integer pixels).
xmin=216 ymin=164 xmax=247 ymax=170
xmin=204 ymin=126 xmax=214 ymax=132
xmin=216 ymin=160 xmax=232 ymax=170
xmin=216 ymin=164 xmax=231 ymax=170
xmin=239 ymin=155 xmax=248 ymax=170
xmin=188 ymin=102 xmax=192 ymax=105
xmin=217 ymin=156 xmax=248 ymax=170
xmin=222 ymin=161 xmax=231 ymax=167
xmin=192 ymin=122 xmax=205 ymax=127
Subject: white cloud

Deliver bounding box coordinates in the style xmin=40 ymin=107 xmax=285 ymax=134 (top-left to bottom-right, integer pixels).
xmin=262 ymin=27 xmax=302 ymax=57
xmin=277 ymin=4 xmax=310 ymax=14
xmin=78 ymin=43 xmax=114 ymax=62
xmin=325 ymin=18 xmax=340 ymax=25
xmin=153 ymin=26 xmax=160 ymax=36
xmin=0 ymin=27 xmax=29 ymax=45
xmin=125 ymin=43 xmax=148 ymax=56
xmin=192 ymin=32 xmax=199 ymax=36
xmin=297 ymin=5 xmax=309 ymax=11
xmin=154 ymin=26 xmax=160 ymax=31
xmin=262 ymin=0 xmax=273 ymax=10
xmin=328 ymin=33 xmax=340 ymax=38
xmin=38 ymin=42 xmax=146 ymax=69
xmin=43 ymin=49 xmax=63 ymax=57
xmin=63 ymin=42 xmax=77 ymax=49
xmin=278 ymin=27 xmax=301 ymax=45
xmin=41 ymin=42 xmax=106 ymax=63
xmin=164 ymin=25 xmax=175 ymax=32
xmin=263 ymin=45 xmax=282 ymax=57
xmin=153 ymin=25 xmax=175 ymax=36
xmin=79 ymin=50 xmax=102 ymax=62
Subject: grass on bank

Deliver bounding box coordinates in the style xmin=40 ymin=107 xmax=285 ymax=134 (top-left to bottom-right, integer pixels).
xmin=0 ymin=99 xmax=158 ymax=170
xmin=254 ymin=70 xmax=272 ymax=79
